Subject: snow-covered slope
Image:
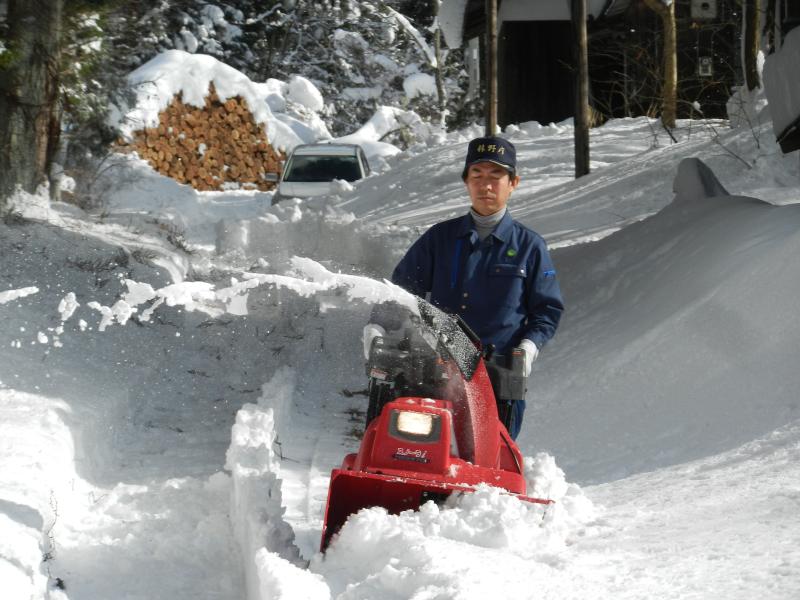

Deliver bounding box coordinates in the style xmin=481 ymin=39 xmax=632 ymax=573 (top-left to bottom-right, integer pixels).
xmin=529 ymin=158 xmax=800 ymax=483
xmin=2 ymin=92 xmax=800 ymax=599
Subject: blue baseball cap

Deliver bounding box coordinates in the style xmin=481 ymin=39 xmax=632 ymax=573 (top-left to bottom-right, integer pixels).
xmin=461 ymin=136 xmax=517 ymax=180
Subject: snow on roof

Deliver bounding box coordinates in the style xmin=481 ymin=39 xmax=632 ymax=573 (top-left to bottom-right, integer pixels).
xmin=497 ymin=0 xmax=609 ymax=21
xmin=291 ymin=143 xmax=360 ymax=156
xmin=441 ymin=0 xmax=623 ymax=47
xmin=119 ymin=50 xmax=313 ymax=152
xmin=439 ymin=0 xmax=468 ymax=48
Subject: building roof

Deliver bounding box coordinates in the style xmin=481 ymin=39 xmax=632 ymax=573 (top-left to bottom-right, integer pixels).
xmin=459 ymin=0 xmax=634 ymax=40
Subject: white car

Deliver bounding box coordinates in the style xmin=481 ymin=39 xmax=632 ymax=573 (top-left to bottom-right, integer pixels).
xmin=271 ymin=143 xmax=371 ymax=205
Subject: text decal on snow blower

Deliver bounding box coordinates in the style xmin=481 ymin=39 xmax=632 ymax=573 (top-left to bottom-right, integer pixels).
xmin=393 ymin=448 xmax=430 ymax=463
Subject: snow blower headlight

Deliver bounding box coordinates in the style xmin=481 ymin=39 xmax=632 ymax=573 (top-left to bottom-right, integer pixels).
xmin=397 ymin=411 xmax=434 ymax=436
xmin=390 ymin=410 xmax=442 ymax=443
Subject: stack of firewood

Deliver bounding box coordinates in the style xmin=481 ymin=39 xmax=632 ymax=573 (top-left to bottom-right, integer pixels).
xmin=120 ymin=84 xmax=284 ymax=192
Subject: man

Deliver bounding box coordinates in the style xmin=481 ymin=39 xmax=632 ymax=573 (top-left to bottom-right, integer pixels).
xmin=364 ymin=136 xmax=564 ymax=439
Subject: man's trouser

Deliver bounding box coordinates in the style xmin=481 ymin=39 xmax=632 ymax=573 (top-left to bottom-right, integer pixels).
xmin=484 ymin=351 xmax=528 ymax=440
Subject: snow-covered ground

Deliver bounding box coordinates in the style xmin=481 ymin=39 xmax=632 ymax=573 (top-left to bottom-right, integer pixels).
xmin=3 ymin=68 xmax=800 ymax=598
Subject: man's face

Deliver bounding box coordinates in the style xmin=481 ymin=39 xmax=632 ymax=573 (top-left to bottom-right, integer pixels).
xmin=464 ymin=161 xmax=520 ymax=216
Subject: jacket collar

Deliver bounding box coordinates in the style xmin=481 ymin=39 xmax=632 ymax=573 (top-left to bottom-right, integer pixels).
xmin=457 ymin=209 xmax=514 ymax=243
xmin=491 ymin=210 xmax=514 ymax=242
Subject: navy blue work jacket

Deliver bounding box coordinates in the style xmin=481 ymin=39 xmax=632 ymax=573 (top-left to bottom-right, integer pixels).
xmin=392 ymin=211 xmax=564 ymax=354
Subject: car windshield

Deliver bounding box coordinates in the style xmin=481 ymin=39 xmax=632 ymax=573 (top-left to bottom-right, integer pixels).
xmin=283 ymin=154 xmax=361 ymax=182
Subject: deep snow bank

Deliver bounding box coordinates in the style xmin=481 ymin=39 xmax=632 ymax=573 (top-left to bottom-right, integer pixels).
xmin=529 ymin=158 xmax=800 ymax=482
xmin=0 ymin=207 xmax=256 ymax=599
xmin=225 ymin=368 xmax=328 ymax=600
xmin=0 ymin=390 xmax=75 ymax=600
xmin=577 ymin=420 xmax=800 ymax=599
xmin=215 ymin=196 xmax=411 ymax=279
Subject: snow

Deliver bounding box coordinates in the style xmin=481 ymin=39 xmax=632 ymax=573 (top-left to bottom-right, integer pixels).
xmin=439 ymin=0 xmax=468 ymax=49
xmin=176 ymin=28 xmax=199 ymax=54
xmin=225 ymin=369 xmax=305 ymax=599
xmin=311 ymin=485 xmax=587 ymax=599
xmin=403 ymin=72 xmax=437 ymax=99
xmin=201 ymin=5 xmax=227 ymax=28
xmin=333 ymin=106 xmax=439 ymax=163
xmin=385 ymin=6 xmax=437 ymax=68
xmin=340 ymin=86 xmax=382 ymax=102
xmin=3 ymin=52 xmax=800 ymax=600
xmin=287 ymin=75 xmax=325 ymax=113
xmin=0 ymin=286 xmax=39 ymax=305
xmin=57 ymin=293 xmax=79 ymax=321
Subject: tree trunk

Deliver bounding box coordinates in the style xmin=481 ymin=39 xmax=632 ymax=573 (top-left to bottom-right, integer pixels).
xmin=572 ymin=0 xmax=590 ymax=178
xmin=744 ymin=0 xmax=761 ymax=89
xmin=643 ymin=0 xmax=677 ymax=129
xmin=433 ymin=1 xmax=447 ymax=129
xmin=0 ymin=0 xmax=64 ymax=208
xmin=485 ymin=0 xmax=497 ymax=136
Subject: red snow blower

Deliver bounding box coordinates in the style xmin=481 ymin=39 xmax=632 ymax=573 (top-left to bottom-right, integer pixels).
xmin=320 ymin=300 xmax=553 ymax=550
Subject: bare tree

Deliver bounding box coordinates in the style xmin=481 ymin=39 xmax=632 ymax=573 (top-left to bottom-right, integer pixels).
xmin=642 ymin=0 xmax=677 ymax=129
xmin=0 ymin=0 xmax=64 ymax=208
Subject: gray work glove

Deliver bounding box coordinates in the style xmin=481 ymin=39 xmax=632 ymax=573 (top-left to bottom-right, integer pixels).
xmin=362 ymin=323 xmax=386 ymax=360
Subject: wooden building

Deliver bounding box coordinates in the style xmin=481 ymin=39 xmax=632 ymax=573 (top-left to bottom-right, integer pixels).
xmin=459 ymin=0 xmax=611 ymax=126
xmin=453 ymin=0 xmax=750 ymax=126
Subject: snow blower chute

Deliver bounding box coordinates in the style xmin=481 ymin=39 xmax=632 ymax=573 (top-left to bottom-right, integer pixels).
xmin=320 ymin=299 xmax=553 ymax=550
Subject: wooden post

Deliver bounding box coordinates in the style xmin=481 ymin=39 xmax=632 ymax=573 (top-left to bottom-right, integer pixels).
xmin=744 ymin=0 xmax=761 ymax=90
xmin=572 ymin=0 xmax=590 ymax=177
xmin=485 ymin=0 xmax=498 ymax=136
xmin=643 ymin=0 xmax=677 ymax=129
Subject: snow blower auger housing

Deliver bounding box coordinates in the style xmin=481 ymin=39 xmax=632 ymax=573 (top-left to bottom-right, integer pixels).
xmin=320 ymin=300 xmax=553 ymax=550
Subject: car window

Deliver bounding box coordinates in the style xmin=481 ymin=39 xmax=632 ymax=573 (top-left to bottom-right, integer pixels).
xmin=283 ymin=155 xmax=362 ymax=183
xmin=359 ymin=150 xmax=371 ymax=176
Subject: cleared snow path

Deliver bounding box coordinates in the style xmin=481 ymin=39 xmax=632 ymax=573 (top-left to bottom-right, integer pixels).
xmin=239 ymin=278 xmax=377 ymax=559
xmin=273 ymin=376 xmax=364 ymax=558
